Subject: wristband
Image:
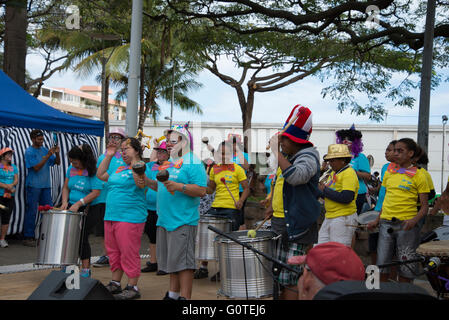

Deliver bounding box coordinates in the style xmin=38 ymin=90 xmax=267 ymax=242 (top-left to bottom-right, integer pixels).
xmin=80 ymin=198 xmax=85 ymax=206
xmin=182 ymin=184 xmax=187 ymax=193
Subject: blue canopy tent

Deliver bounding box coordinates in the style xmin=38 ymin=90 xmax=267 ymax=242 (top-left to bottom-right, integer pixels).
xmin=0 ymin=70 xmax=105 ymax=235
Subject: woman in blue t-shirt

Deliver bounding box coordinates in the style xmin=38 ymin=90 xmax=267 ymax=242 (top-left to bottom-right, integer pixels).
xmin=0 ymin=148 xmax=18 ymax=248
xmin=59 ymin=145 xmax=100 ymax=277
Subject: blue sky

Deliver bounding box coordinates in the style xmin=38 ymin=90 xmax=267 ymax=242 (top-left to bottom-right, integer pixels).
xmin=27 ymin=51 xmax=449 ymax=127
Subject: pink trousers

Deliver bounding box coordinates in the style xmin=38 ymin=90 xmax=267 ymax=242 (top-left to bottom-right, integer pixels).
xmin=104 ymin=221 xmax=145 ymax=279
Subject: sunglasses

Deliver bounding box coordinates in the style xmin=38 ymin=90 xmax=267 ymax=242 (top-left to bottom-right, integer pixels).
xmin=109 ymin=135 xmax=123 ymax=141
xmin=167 ymin=139 xmax=180 ymax=145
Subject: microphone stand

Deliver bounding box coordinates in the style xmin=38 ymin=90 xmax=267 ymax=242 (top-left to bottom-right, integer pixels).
xmin=377 ymin=257 xmax=425 ymax=269
xmin=207 ymin=225 xmax=301 ymax=300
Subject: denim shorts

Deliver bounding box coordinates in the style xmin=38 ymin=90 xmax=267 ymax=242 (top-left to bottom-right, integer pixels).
xmin=205 ymin=207 xmax=241 ymax=231
xmin=376 ymin=219 xmax=421 ymax=279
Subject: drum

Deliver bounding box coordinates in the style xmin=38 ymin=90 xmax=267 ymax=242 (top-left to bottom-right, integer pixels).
xmin=416 ymin=240 xmax=449 ymax=298
xmin=215 ymin=230 xmax=277 ymax=299
xmin=254 ymin=219 xmax=271 ymax=231
xmin=357 ymin=210 xmax=380 ymax=225
xmin=36 ymin=210 xmax=85 ymax=266
xmin=195 ymin=215 xmax=232 ymax=261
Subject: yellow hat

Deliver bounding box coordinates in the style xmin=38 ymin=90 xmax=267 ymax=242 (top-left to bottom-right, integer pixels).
xmin=323 ymin=144 xmax=352 ymax=160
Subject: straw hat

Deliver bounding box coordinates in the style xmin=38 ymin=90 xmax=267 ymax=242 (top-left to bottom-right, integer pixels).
xmin=323 ymin=144 xmax=352 ymax=160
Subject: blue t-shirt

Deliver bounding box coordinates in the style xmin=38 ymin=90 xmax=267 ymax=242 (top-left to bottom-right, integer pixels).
xmin=94 ymin=153 xmax=126 ymax=205
xmin=0 ymin=164 xmax=18 ymax=197
xmin=233 ymin=152 xmax=249 ymax=192
xmin=264 ymin=174 xmax=275 ymax=195
xmin=104 ymin=164 xmax=149 ymax=223
xmin=350 ymin=153 xmax=371 ymax=195
xmin=156 ymin=152 xmax=207 ymax=231
xmin=374 ymin=162 xmax=390 ymax=212
xmin=66 ymin=165 xmax=99 ymax=205
xmin=145 ymin=161 xmax=158 ymax=211
xmin=25 ymin=146 xmax=56 ymax=188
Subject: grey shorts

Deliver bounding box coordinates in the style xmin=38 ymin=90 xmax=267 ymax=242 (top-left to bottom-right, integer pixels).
xmin=376 ymin=219 xmax=421 ymax=279
xmin=156 ymin=225 xmax=197 ymax=273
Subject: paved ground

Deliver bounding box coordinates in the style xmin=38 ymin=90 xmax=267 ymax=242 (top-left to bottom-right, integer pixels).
xmin=0 ymin=233 xmax=442 ymax=300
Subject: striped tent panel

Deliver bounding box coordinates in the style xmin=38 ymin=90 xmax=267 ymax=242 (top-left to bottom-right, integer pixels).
xmin=0 ymin=126 xmax=99 ymax=235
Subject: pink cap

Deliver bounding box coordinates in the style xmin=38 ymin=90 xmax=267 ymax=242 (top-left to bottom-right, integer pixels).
xmin=154 ymin=141 xmax=167 ymax=151
xmin=108 ymin=127 xmax=126 ymax=138
xmin=0 ymin=147 xmax=14 ymax=157
xmin=288 ymin=242 xmax=365 ymax=285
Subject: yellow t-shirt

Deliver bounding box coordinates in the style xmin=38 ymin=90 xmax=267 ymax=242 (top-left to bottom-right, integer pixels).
xmin=324 ymin=166 xmax=359 ymax=219
xmin=272 ymin=167 xmax=285 ymax=218
xmin=381 ymin=167 xmax=429 ymax=221
xmin=210 ymin=164 xmax=247 ymax=209
xmin=420 ymin=168 xmax=434 ymax=191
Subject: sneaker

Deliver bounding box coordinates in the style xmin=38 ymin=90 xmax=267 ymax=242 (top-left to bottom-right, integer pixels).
xmin=156 ymin=270 xmax=168 ymax=276
xmin=193 ymin=268 xmax=208 ymax=279
xmin=23 ymin=239 xmax=37 ymax=247
xmin=0 ymin=239 xmax=8 ymax=248
xmin=210 ymin=272 xmax=220 ymax=282
xmin=105 ymin=281 xmax=122 ymax=294
xmin=80 ymin=269 xmax=91 ymax=278
xmin=93 ymin=256 xmax=109 ymax=267
xmin=114 ymin=285 xmax=141 ymax=300
xmin=141 ymin=262 xmax=158 ymax=273
xmin=163 ymin=291 xmax=178 ymax=301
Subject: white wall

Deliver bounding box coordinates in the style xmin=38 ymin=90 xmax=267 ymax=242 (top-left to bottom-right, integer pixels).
xmin=109 ymin=120 xmax=449 ymax=193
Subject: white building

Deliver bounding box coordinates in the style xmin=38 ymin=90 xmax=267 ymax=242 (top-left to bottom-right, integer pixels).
xmin=109 ymin=120 xmax=449 ymax=193
xmin=37 ymin=85 xmax=126 ymax=120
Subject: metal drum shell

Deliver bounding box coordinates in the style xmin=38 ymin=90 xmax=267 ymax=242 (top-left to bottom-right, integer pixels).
xmin=195 ymin=215 xmax=232 ymax=261
xmin=36 ymin=210 xmax=85 ymax=266
xmin=215 ymin=230 xmax=276 ymax=299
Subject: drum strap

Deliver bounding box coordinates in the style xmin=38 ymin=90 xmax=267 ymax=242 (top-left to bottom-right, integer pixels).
xmin=433 ymin=272 xmax=449 ymax=291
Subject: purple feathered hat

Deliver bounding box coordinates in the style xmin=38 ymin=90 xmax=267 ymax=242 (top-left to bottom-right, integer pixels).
xmin=335 ymin=124 xmax=363 ymax=157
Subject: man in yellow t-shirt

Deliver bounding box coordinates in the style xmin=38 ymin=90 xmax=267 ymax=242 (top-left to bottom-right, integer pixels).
xmin=317 ymin=144 xmax=359 ymax=247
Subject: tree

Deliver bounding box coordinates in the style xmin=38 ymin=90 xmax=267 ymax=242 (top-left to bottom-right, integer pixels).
xmin=2 ymin=0 xmax=68 ymax=88
xmin=168 ymin=0 xmax=449 ymax=51
xmin=3 ymin=0 xmax=27 ymax=88
xmin=183 ymin=23 xmax=420 ymax=151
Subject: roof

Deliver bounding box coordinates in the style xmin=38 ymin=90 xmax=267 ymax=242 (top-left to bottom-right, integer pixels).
xmin=52 ymin=87 xmax=126 ymax=107
xmin=0 ymin=70 xmax=104 ymax=137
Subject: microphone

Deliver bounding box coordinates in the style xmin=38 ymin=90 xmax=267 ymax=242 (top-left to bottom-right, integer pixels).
xmin=422 ymin=257 xmax=441 ymax=274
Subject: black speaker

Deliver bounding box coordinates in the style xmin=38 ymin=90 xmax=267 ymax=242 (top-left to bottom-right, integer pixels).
xmin=28 ymin=270 xmax=114 ymax=300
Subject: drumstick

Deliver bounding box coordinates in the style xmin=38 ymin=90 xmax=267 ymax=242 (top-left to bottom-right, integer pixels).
xmin=255 ymin=215 xmax=271 ymax=232
xmin=247 ymin=215 xmax=271 ymax=238
xmin=345 ymin=224 xmax=368 ymax=228
xmin=220 ymin=177 xmax=238 ymax=208
xmin=266 ymin=112 xmax=300 ymax=150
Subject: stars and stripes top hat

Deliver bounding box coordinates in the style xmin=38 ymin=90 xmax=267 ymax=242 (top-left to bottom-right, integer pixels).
xmin=281 ymin=104 xmax=313 ymax=145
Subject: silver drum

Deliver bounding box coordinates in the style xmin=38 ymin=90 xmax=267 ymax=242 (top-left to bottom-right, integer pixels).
xmin=36 ymin=210 xmax=85 ymax=266
xmin=195 ymin=215 xmax=232 ymax=261
xmin=215 ymin=230 xmax=276 ymax=299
